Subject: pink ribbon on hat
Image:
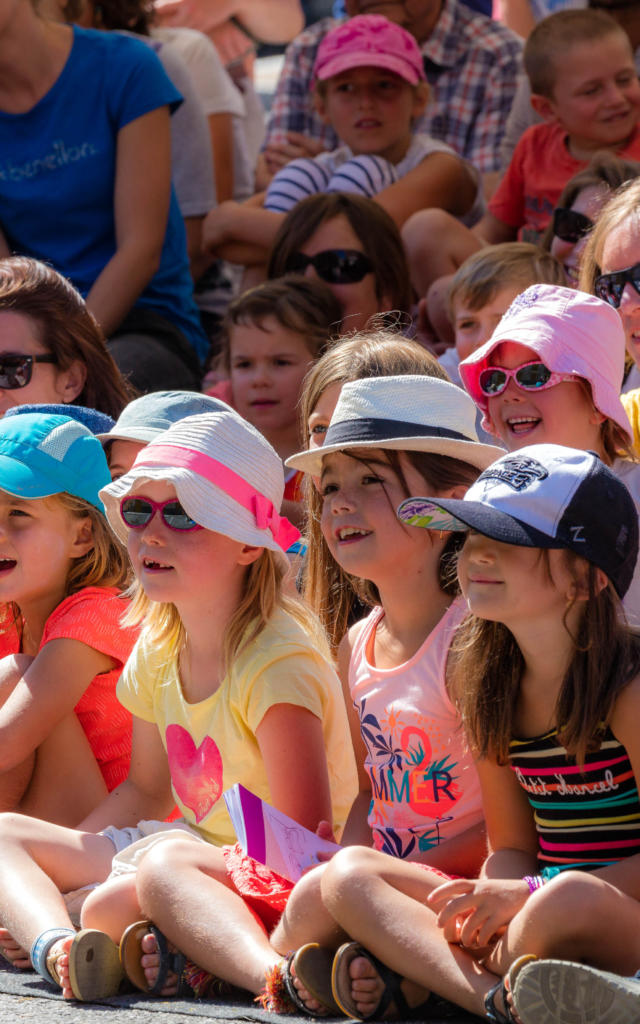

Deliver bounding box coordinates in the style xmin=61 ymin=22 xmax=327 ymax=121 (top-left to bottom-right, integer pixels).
xmin=134 ymin=444 xmax=301 ymax=552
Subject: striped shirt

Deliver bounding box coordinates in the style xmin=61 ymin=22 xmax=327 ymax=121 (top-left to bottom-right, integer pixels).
xmin=509 ymin=727 xmax=640 ymax=874
xmin=263 ymin=0 xmax=522 ymax=174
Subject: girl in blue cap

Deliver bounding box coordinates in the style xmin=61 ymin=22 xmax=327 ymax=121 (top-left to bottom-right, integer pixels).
xmin=0 ymin=412 xmax=134 ymax=844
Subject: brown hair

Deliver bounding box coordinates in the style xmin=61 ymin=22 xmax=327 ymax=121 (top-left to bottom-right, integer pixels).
xmin=219 ymin=275 xmax=343 ymax=373
xmin=85 ymin=0 xmax=153 ymax=32
xmin=540 ymin=152 xmax=640 ymax=252
xmin=0 ymin=258 xmax=133 ymax=417
xmin=266 ymin=193 xmax=413 ymax=318
xmin=300 ymin=329 xmax=466 ymax=650
xmin=449 ymin=553 xmax=640 ymax=766
xmin=448 ymin=243 xmax=566 ymax=318
xmin=524 ymin=9 xmax=628 ymax=98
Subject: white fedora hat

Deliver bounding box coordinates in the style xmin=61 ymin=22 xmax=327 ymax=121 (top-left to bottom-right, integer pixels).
xmin=100 ymin=411 xmax=299 ymax=568
xmin=286 ymin=375 xmax=504 ymax=476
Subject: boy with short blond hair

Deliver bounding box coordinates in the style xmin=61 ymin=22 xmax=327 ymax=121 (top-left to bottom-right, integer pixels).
xmin=440 ymin=242 xmax=566 ymax=384
xmin=403 ymin=8 xmax=640 ymax=297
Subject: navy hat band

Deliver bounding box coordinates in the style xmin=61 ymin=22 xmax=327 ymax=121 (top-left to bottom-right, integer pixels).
xmin=324 ymin=417 xmax=472 ymax=448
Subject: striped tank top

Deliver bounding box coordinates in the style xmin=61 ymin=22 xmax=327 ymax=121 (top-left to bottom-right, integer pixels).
xmin=509 ymin=727 xmax=640 ymax=874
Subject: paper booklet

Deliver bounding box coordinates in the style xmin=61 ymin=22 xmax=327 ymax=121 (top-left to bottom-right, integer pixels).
xmin=223 ymin=783 xmax=341 ymax=882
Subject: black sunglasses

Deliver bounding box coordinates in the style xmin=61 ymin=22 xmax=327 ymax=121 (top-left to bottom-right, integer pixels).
xmin=0 ymin=353 xmax=58 ymax=390
xmin=552 ymin=207 xmax=594 ymax=245
xmin=595 ymin=262 xmax=640 ymax=309
xmin=284 ymin=249 xmax=374 ymax=284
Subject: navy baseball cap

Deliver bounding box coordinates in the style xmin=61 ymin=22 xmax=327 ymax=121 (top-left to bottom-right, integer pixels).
xmin=0 ymin=413 xmax=111 ymax=513
xmin=397 ymin=443 xmax=638 ymax=598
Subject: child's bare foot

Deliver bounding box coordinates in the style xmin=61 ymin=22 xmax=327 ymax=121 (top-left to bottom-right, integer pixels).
xmin=47 ymin=936 xmax=75 ymax=1000
xmin=289 ymin=960 xmax=331 ymax=1016
xmin=0 ymin=927 xmax=31 ymax=969
xmin=333 ymin=943 xmax=431 ymax=1020
xmin=140 ymin=930 xmax=180 ymax=996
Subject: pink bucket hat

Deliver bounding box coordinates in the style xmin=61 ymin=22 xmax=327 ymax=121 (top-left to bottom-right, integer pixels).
xmin=313 ymin=14 xmax=426 ymax=85
xmin=459 ymin=284 xmax=632 ymax=441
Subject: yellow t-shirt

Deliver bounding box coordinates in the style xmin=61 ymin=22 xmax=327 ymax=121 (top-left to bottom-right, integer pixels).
xmin=117 ymin=607 xmax=357 ymax=845
xmin=622 ymin=389 xmax=640 ymax=457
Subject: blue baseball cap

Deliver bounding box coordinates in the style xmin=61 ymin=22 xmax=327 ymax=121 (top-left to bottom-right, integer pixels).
xmin=4 ymin=404 xmax=116 ymax=436
xmin=0 ymin=413 xmax=111 ymax=513
xmin=97 ymin=391 xmax=230 ymax=445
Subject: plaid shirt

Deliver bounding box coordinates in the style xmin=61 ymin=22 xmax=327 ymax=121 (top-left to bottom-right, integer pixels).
xmin=264 ymin=0 xmax=522 ymax=174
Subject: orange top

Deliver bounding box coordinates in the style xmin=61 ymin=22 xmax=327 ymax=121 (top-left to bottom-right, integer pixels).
xmin=0 ymin=587 xmax=138 ymax=791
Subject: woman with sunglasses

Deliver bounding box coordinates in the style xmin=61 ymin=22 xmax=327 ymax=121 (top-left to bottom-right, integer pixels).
xmin=0 ymin=258 xmax=132 ymax=420
xmin=579 ymin=177 xmax=640 ymax=460
xmin=0 ymin=409 xmax=356 ymax=1002
xmin=540 ymin=154 xmax=640 ymax=287
xmin=459 ymin=282 xmax=640 ymax=627
xmin=267 ymin=194 xmax=412 ymax=332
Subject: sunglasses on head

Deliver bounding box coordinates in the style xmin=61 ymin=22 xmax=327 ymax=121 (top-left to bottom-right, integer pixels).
xmin=478 ymin=360 xmax=578 ymax=397
xmin=0 ymin=353 xmax=57 ymax=390
xmin=595 ymin=262 xmax=640 ymax=309
xmin=284 ymin=249 xmax=374 ymax=284
xmin=120 ymin=496 xmax=202 ymax=532
xmin=552 ymin=207 xmax=594 ymax=245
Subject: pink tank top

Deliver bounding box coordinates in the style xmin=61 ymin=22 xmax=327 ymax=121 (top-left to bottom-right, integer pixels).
xmin=349 ymin=598 xmax=482 ymax=859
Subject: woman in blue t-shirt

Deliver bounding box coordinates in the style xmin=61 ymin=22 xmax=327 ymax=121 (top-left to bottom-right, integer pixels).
xmin=0 ymin=0 xmax=209 ymax=392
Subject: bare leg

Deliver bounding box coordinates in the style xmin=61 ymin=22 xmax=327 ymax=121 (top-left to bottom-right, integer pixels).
xmin=0 ymin=812 xmax=116 ymax=964
xmin=486 ymin=870 xmax=640 ymax=978
xmin=0 ymin=656 xmax=108 ymax=825
xmin=321 ymin=846 xmax=505 ymax=1018
xmin=402 ymin=210 xmax=482 ymax=298
xmin=19 ymin=713 xmax=108 ymax=826
xmin=136 ymin=837 xmax=280 ymax=994
xmin=80 ymin=875 xmax=141 ymax=944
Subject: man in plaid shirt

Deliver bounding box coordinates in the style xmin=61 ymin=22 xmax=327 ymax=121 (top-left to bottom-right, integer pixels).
xmin=261 ymin=0 xmax=522 ymax=184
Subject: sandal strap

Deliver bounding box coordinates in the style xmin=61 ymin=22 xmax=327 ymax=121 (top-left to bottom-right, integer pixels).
xmin=146 ymin=924 xmax=185 ymax=996
xmin=359 ymin=948 xmax=412 ymax=1019
xmin=30 ymin=928 xmax=76 ymax=987
xmin=484 ymin=978 xmax=512 ymax=1024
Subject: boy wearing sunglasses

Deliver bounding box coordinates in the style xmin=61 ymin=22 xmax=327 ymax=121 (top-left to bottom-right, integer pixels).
xmin=200 ymin=14 xmax=483 ymax=269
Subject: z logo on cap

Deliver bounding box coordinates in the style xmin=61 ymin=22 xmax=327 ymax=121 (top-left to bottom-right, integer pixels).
xmin=479 ymin=455 xmax=548 ymax=492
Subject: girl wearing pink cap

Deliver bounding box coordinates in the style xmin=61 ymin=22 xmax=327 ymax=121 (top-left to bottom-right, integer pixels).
xmin=0 ymin=410 xmax=356 ymax=1002
xmin=458 ymin=283 xmax=640 ymax=627
xmin=199 ymin=14 xmax=483 ymax=272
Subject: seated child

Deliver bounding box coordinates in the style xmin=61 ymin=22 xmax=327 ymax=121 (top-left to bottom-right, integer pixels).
xmin=200 ymin=14 xmax=483 ymax=269
xmin=97 ymin=390 xmax=229 ymax=480
xmin=210 ymin=276 xmax=342 ymax=523
xmin=0 ymin=409 xmax=356 ymax=1001
xmin=438 ymin=242 xmax=566 ymax=382
xmin=0 ymin=413 xmax=135 ymax=827
xmin=402 ymin=8 xmax=640 ymax=298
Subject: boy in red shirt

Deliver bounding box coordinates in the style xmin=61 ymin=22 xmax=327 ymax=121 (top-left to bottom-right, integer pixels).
xmin=405 ymin=8 xmax=640 ymax=299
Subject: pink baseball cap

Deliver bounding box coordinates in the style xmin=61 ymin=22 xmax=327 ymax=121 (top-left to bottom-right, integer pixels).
xmin=313 ymin=14 xmax=426 ymax=85
xmin=459 ymin=284 xmax=632 ymax=441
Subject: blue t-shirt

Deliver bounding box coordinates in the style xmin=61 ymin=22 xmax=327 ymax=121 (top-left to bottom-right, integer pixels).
xmin=0 ymin=27 xmax=208 ymax=361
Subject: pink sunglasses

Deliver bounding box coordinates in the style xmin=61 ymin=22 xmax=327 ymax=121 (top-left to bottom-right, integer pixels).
xmin=478 ymin=360 xmax=578 ymax=398
xmin=119 ymin=496 xmax=202 ymax=532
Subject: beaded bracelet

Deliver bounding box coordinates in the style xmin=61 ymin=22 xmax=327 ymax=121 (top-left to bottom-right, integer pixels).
xmin=523 ymin=875 xmax=545 ymax=893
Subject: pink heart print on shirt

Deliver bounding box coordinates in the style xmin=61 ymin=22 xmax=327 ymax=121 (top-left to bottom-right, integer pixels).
xmin=166 ymin=724 xmax=223 ymax=823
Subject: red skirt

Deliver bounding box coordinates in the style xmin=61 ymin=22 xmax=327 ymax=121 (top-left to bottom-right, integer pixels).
xmin=222 ymin=842 xmax=294 ymax=933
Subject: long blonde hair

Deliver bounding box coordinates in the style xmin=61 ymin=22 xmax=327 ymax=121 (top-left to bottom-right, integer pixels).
xmin=124 ymin=548 xmax=329 ymax=670
xmin=2 ymin=491 xmax=130 ymax=637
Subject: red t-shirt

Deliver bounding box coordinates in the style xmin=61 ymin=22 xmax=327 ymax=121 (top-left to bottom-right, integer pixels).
xmin=489 ymin=122 xmax=640 ymax=237
xmin=0 ymin=586 xmax=139 ymax=791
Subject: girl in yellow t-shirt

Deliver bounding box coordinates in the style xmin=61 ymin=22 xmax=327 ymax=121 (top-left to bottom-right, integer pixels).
xmin=0 ymin=409 xmax=355 ymax=1003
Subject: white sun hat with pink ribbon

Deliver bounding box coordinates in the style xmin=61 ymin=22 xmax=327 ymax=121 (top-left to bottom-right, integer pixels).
xmin=99 ymin=410 xmax=299 ymax=567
